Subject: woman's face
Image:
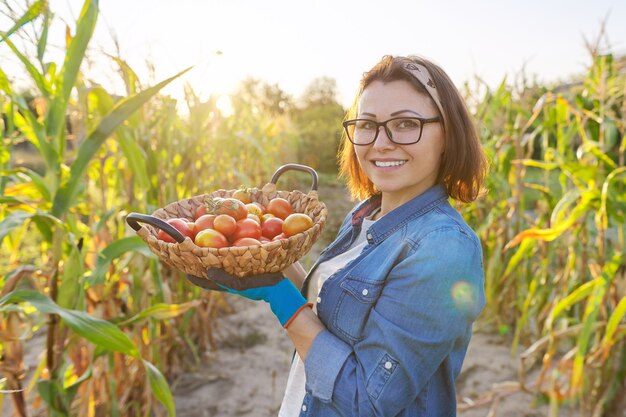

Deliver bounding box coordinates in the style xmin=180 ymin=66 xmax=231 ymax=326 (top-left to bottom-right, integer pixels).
xmin=355 ymin=79 xmax=444 ymax=210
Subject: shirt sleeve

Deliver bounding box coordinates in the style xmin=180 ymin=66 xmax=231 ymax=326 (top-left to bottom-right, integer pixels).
xmin=304 ymin=227 xmax=485 ymax=416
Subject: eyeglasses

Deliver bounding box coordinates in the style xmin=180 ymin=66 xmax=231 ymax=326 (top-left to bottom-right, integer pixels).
xmin=342 ymin=116 xmax=440 ymax=146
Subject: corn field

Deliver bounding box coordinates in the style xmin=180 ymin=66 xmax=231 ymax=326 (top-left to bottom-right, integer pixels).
xmin=1 ymin=1 xmax=625 ymax=416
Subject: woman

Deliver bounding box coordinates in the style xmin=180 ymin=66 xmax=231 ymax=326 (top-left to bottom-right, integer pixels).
xmin=189 ymin=54 xmax=488 ymax=416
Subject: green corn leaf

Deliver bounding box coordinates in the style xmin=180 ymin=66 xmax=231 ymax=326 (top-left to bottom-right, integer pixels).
xmin=57 ymin=246 xmax=85 ymax=310
xmin=51 ymin=66 xmax=192 ymax=218
xmin=571 ymin=253 xmax=623 ymax=391
xmin=547 ymin=279 xmax=600 ymax=330
xmin=143 ymin=359 xmax=176 ymax=417
xmin=0 ymin=0 xmax=46 ymax=42
xmin=511 ymin=159 xmax=561 ymax=170
xmin=88 ymin=236 xmax=152 ymax=284
xmin=46 ymin=0 xmax=98 ymax=140
xmin=0 ymin=290 xmax=140 ymax=358
xmin=598 ymin=167 xmax=626 ymax=229
xmin=0 ymin=210 xmax=34 ymax=245
xmin=119 ymin=300 xmax=201 ymax=326
xmin=602 ymin=295 xmax=626 ymax=349
xmin=0 ymin=35 xmax=50 ymax=96
xmin=37 ymin=7 xmax=50 ymax=62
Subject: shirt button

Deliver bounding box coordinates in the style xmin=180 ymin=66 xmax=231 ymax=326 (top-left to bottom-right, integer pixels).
xmin=361 ymin=289 xmax=369 ymax=296
xmin=384 ymin=361 xmax=393 ymax=370
xmin=302 ymin=404 xmax=307 ymax=412
xmin=316 ymin=296 xmax=321 ymax=303
xmin=366 ymin=232 xmax=373 ymax=241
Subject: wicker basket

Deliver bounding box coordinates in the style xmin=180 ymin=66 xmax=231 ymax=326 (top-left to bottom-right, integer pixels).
xmin=126 ymin=164 xmax=327 ymax=285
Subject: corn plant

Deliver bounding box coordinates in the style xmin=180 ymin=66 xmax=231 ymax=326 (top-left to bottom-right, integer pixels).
xmin=463 ymin=51 xmax=626 ymax=415
xmin=0 ymin=1 xmax=196 ymax=415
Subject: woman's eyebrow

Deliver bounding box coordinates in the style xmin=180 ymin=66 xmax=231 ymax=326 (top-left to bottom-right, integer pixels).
xmin=390 ymin=109 xmax=421 ymax=117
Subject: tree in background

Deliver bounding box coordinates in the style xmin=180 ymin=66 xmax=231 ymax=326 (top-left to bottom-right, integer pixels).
xmin=292 ymin=77 xmax=345 ymax=173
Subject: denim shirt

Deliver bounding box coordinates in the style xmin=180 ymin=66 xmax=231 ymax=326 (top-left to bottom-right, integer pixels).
xmin=298 ymin=184 xmax=485 ymax=417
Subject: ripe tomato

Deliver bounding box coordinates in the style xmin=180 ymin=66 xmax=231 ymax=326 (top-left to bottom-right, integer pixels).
xmin=272 ymin=232 xmax=286 ymax=241
xmin=193 ymin=214 xmax=216 ymax=238
xmin=212 ymin=214 xmax=237 ymax=237
xmin=232 ymin=237 xmax=262 ymax=247
xmin=232 ymin=189 xmax=253 ymax=204
xmin=261 ymin=213 xmax=275 ymax=224
xmin=282 ymin=213 xmax=313 ymax=237
xmin=231 ymin=218 xmax=262 ymax=242
xmin=247 ymin=213 xmax=261 ymax=225
xmin=245 ymin=203 xmax=264 ymax=217
xmin=266 ymin=197 xmax=293 ymax=220
xmin=194 ymin=204 xmax=208 ymax=220
xmin=157 ymin=218 xmax=194 ymax=243
xmin=194 ymin=229 xmax=229 ymax=248
xmin=209 ymin=197 xmax=248 ymax=220
xmin=261 ymin=217 xmax=283 ymax=239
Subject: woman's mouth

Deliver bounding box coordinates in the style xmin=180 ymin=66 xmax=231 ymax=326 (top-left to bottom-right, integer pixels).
xmin=372 ymin=160 xmax=407 ymax=168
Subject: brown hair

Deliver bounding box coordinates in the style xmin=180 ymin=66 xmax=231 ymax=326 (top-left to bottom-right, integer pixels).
xmin=338 ymin=55 xmax=488 ymax=203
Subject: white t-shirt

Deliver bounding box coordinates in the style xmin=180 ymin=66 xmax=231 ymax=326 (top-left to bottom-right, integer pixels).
xmin=278 ymin=214 xmax=378 ymax=417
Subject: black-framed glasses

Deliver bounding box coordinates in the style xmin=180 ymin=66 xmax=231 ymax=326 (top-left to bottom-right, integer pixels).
xmin=342 ymin=116 xmax=440 ymax=146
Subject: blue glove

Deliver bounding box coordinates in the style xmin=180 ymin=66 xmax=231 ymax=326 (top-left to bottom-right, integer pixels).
xmin=187 ymin=269 xmax=311 ymax=328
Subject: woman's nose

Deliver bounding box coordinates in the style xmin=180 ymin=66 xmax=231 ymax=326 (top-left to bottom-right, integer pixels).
xmin=372 ymin=126 xmax=396 ymax=149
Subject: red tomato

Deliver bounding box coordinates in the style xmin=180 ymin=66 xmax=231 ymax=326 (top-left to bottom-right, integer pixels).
xmin=272 ymin=232 xmax=286 ymax=241
xmin=213 ymin=214 xmax=237 ymax=237
xmin=193 ymin=214 xmax=216 ymax=237
xmin=157 ymin=218 xmax=194 ymax=243
xmin=231 ymin=218 xmax=262 ymax=242
xmin=261 ymin=213 xmax=275 ymax=224
xmin=210 ymin=197 xmax=248 ymax=220
xmin=194 ymin=229 xmax=229 ymax=248
xmin=245 ymin=203 xmax=264 ymax=217
xmin=232 ymin=189 xmax=252 ymax=204
xmin=247 ymin=213 xmax=261 ymax=225
xmin=266 ymin=197 xmax=293 ymax=220
xmin=261 ymin=217 xmax=284 ymax=239
xmin=232 ymin=237 xmax=262 ymax=247
xmin=194 ymin=204 xmax=208 ymax=220
xmin=282 ymin=213 xmax=313 ymax=237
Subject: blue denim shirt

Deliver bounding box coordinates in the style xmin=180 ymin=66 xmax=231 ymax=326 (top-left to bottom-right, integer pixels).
xmin=298 ymin=184 xmax=485 ymax=417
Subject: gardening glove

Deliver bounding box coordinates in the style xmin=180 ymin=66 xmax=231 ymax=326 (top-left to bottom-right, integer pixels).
xmin=186 ymin=268 xmax=312 ymax=328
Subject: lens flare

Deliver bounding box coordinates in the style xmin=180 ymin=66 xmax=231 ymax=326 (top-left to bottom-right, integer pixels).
xmin=451 ymin=280 xmax=477 ymax=312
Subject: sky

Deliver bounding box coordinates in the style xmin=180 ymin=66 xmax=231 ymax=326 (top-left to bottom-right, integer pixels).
xmin=2 ymin=0 xmax=626 ymax=108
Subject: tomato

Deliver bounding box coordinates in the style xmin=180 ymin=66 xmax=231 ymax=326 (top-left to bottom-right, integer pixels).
xmin=232 ymin=237 xmax=262 ymax=247
xmin=194 ymin=229 xmax=229 ymax=248
xmin=194 ymin=204 xmax=209 ymax=220
xmin=247 ymin=213 xmax=261 ymax=225
xmin=231 ymin=218 xmax=262 ymax=242
xmin=272 ymin=232 xmax=286 ymax=241
xmin=157 ymin=218 xmax=195 ymax=243
xmin=245 ymin=203 xmax=264 ymax=217
xmin=232 ymin=189 xmax=253 ymax=204
xmin=282 ymin=213 xmax=314 ymax=237
xmin=261 ymin=217 xmax=283 ymax=239
xmin=193 ymin=214 xmax=216 ymax=238
xmin=212 ymin=214 xmax=236 ymax=237
xmin=260 ymin=213 xmax=275 ymax=224
xmin=259 ymin=236 xmax=271 ymax=243
xmin=266 ymin=197 xmax=293 ymax=220
xmin=209 ymin=197 xmax=248 ymax=220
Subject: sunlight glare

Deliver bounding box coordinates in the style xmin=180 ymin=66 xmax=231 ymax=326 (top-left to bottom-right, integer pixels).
xmin=216 ymin=95 xmax=233 ymax=117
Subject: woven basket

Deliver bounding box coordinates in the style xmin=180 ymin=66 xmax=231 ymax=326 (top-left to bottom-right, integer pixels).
xmin=126 ymin=164 xmax=327 ymax=285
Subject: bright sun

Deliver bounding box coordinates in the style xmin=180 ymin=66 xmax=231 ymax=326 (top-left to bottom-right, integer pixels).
xmin=215 ymin=95 xmax=233 ymax=117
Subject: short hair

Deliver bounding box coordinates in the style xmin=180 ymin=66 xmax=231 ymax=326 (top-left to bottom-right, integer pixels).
xmin=338 ymin=55 xmax=488 ymax=203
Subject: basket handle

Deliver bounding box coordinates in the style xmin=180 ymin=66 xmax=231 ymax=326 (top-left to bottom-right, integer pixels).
xmin=270 ymin=164 xmax=318 ymax=192
xmin=126 ymin=212 xmax=187 ymax=243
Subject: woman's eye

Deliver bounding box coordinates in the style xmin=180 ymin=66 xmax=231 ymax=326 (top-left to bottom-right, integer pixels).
xmin=356 ymin=120 xmax=376 ymax=130
xmin=395 ymin=118 xmax=420 ymax=129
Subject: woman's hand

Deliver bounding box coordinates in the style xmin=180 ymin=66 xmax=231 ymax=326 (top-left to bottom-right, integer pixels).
xmin=186 ymin=268 xmax=312 ymax=328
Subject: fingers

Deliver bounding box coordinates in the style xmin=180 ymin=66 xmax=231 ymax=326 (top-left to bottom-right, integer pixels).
xmin=186 ymin=274 xmax=222 ymax=291
xmin=206 ymin=268 xmax=284 ymax=291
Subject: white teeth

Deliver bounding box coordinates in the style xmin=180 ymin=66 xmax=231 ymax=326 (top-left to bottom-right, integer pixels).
xmin=374 ymin=160 xmax=406 ymax=167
